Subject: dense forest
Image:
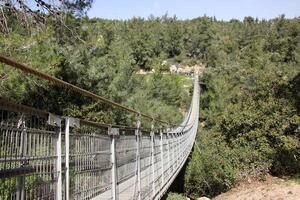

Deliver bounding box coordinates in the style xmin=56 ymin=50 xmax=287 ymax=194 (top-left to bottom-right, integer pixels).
xmin=182 ymin=15 xmax=300 ymax=199
xmin=0 ymin=2 xmax=300 ymax=199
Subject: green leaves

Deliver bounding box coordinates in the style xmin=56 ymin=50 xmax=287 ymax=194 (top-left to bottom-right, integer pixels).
xmin=185 ymin=131 xmax=236 ymax=198
xmin=185 ymin=16 xmax=300 ymax=198
xmin=1 ymin=14 xmax=300 ymax=198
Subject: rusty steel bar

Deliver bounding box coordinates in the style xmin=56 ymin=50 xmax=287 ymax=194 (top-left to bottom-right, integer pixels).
xmin=0 ymin=55 xmax=173 ymax=126
xmin=0 ymin=97 xmax=152 ymax=133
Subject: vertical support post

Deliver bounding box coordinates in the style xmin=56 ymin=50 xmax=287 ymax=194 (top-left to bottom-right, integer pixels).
xmin=135 ymin=114 xmax=141 ymax=200
xmin=173 ymin=133 xmax=176 ymax=169
xmin=175 ymin=133 xmax=178 ymax=167
xmin=160 ymin=129 xmax=164 ymax=186
xmin=170 ymin=129 xmax=173 ymax=171
xmin=65 ymin=118 xmax=70 ymax=200
xmin=182 ymin=132 xmax=185 ymax=158
xmin=167 ymin=131 xmax=171 ymax=177
xmin=109 ymin=127 xmax=119 ymax=200
xmin=56 ymin=127 xmax=62 ymax=200
xmin=48 ymin=114 xmax=62 ymax=200
xmin=150 ymin=122 xmax=155 ymax=198
xmin=56 ymin=125 xmax=62 ymax=200
xmin=17 ymin=118 xmax=26 ymax=200
xmin=17 ymin=174 xmax=25 ymax=200
xmin=64 ymin=117 xmax=79 ymax=200
xmin=177 ymin=133 xmax=180 ymax=163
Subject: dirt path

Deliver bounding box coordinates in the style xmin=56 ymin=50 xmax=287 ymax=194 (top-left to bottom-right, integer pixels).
xmin=213 ymin=175 xmax=300 ymax=200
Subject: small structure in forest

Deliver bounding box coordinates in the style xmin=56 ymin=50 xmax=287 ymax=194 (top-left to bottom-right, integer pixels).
xmin=169 ymin=65 xmax=178 ymax=73
xmin=170 ymin=64 xmax=194 ymax=75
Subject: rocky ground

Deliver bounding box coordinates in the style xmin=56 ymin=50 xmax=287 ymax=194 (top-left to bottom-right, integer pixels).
xmin=212 ymin=175 xmax=300 ymax=200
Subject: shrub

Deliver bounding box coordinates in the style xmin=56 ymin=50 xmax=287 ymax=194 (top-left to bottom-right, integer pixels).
xmin=166 ymin=193 xmax=187 ymax=200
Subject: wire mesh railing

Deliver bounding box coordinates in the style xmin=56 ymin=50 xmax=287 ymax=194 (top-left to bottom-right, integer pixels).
xmin=0 ymin=55 xmax=200 ymax=200
xmin=0 ymin=102 xmax=59 ymax=200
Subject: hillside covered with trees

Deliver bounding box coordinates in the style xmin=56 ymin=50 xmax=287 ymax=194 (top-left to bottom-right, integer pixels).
xmin=0 ymin=2 xmax=299 ymax=199
xmin=184 ymin=15 xmax=300 ymax=199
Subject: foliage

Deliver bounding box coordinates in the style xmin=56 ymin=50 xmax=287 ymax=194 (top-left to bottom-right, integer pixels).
xmin=185 ymin=16 xmax=300 ymax=198
xmin=0 ymin=10 xmax=300 ymax=199
xmin=165 ymin=192 xmax=187 ymax=200
xmin=185 ymin=130 xmax=236 ymax=198
xmin=0 ymin=13 xmax=198 ymax=127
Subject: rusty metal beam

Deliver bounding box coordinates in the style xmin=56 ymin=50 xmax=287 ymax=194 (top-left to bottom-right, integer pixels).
xmin=0 ymin=55 xmax=173 ymax=126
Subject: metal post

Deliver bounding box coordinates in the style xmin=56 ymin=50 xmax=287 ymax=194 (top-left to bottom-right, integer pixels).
xmin=172 ymin=133 xmax=175 ymax=168
xmin=17 ymin=118 xmax=26 ymax=200
xmin=171 ymin=130 xmax=174 ymax=170
xmin=65 ymin=117 xmax=80 ymax=200
xmin=109 ymin=127 xmax=119 ymax=200
xmin=48 ymin=114 xmax=62 ymax=200
xmin=182 ymin=133 xmax=185 ymax=159
xmin=167 ymin=131 xmax=171 ymax=177
xmin=160 ymin=129 xmax=164 ymax=186
xmin=135 ymin=114 xmax=141 ymax=200
xmin=150 ymin=123 xmax=155 ymax=198
xmin=65 ymin=118 xmax=70 ymax=200
xmin=178 ymin=133 xmax=180 ymax=163
xmin=175 ymin=133 xmax=178 ymax=167
xmin=56 ymin=125 xmax=62 ymax=200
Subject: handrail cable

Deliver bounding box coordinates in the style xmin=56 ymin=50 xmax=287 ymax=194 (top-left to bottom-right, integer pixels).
xmin=0 ymin=55 xmax=175 ymax=126
xmin=0 ymin=97 xmax=152 ymax=132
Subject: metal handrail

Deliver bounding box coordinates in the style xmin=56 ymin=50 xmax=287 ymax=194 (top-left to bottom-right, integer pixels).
xmin=0 ymin=97 xmax=152 ymax=132
xmin=0 ymin=55 xmax=176 ymax=126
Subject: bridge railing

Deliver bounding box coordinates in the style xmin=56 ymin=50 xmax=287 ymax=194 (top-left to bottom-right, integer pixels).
xmin=0 ymin=99 xmax=59 ymax=200
xmin=0 ymin=97 xmax=198 ymax=200
xmin=0 ymin=56 xmax=200 ymax=200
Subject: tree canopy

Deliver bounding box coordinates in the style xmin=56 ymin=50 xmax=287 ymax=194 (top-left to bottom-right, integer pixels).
xmin=0 ymin=8 xmax=299 ymax=199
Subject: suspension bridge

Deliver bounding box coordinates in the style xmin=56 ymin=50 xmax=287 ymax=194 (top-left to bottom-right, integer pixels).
xmin=0 ymin=55 xmax=200 ymax=200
